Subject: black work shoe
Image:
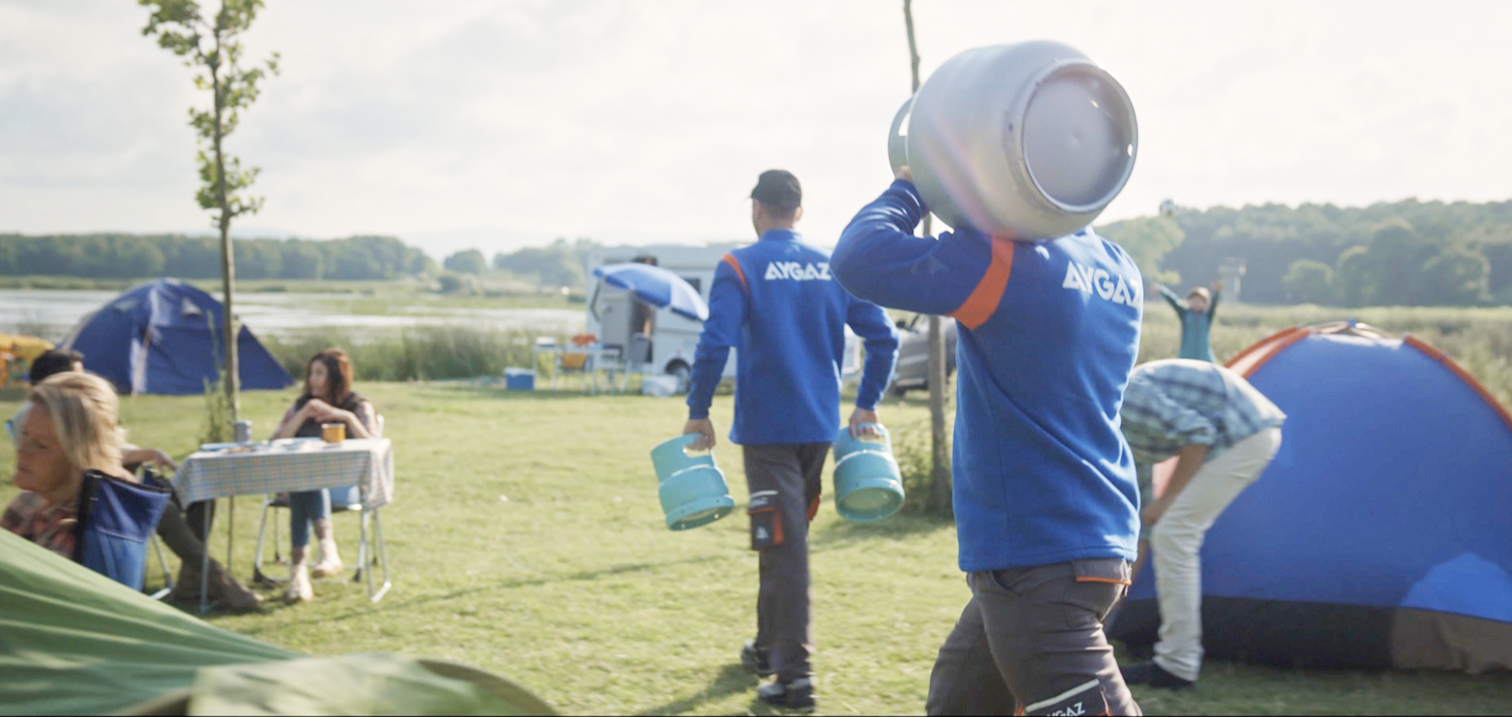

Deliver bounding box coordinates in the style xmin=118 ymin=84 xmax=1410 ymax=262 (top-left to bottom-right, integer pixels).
xmin=741 ymin=639 xmax=773 ymax=677
xmin=757 ymin=677 xmax=816 ymax=713
xmin=1120 ymin=661 xmax=1195 ymax=690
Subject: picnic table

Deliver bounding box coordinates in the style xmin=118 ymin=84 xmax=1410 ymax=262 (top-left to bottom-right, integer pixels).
xmin=175 ymin=437 xmax=395 ymax=611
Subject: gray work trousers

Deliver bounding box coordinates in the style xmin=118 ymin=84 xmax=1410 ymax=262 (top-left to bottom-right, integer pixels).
xmin=927 ymin=559 xmax=1142 ymax=716
xmin=743 ymin=442 xmax=829 ymax=682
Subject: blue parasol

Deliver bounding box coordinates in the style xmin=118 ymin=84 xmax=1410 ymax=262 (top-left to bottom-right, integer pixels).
xmin=591 ymin=263 xmax=709 ymax=321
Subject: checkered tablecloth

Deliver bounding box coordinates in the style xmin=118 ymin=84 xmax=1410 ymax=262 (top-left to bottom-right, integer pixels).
xmin=175 ymin=438 xmax=394 ymax=509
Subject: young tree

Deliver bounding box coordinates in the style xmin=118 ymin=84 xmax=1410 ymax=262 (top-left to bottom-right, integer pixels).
xmin=903 ymin=0 xmax=951 ymax=514
xmin=140 ymin=0 xmax=279 ymax=421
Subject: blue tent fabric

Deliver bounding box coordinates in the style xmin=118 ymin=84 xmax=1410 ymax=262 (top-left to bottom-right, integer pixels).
xmin=1109 ymin=327 xmax=1512 ymax=671
xmin=61 ymin=279 xmax=293 ymax=395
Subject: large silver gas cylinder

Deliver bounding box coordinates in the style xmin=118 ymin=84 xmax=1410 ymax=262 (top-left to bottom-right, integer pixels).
xmin=888 ymin=41 xmax=1138 ymax=241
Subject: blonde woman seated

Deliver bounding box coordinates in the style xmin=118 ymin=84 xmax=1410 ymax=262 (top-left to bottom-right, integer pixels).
xmin=270 ymin=349 xmax=379 ymax=603
xmin=8 ymin=351 xmax=262 ymax=610
xmin=5 ymin=373 xmax=136 ymax=565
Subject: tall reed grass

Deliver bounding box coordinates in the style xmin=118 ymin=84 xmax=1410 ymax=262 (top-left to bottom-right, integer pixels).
xmin=261 ymin=326 xmax=564 ymax=383
xmin=1143 ymin=303 xmax=1512 ymax=406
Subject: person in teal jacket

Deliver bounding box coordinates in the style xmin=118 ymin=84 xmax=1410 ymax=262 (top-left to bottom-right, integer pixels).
xmin=1158 ymin=281 xmax=1223 ymax=362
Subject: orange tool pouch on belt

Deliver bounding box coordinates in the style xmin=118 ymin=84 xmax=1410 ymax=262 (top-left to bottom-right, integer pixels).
xmin=748 ymin=491 xmax=783 ymax=550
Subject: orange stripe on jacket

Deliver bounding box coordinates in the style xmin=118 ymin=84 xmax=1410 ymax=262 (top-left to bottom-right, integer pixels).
xmin=949 ymin=238 xmax=1014 ymax=330
xmin=721 ymin=254 xmax=749 ymax=293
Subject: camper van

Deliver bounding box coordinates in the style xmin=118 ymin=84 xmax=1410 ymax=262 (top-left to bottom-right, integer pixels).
xmin=583 ymin=243 xmax=863 ymax=392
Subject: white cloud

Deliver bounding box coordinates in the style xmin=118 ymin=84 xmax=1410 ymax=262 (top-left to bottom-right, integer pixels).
xmin=2 ymin=0 xmax=1511 ymax=259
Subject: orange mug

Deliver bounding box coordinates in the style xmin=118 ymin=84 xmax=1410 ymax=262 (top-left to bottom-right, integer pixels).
xmin=321 ymin=422 xmax=346 ymax=443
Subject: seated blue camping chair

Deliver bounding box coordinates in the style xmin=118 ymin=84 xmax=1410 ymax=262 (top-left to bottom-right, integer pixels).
xmin=73 ymin=471 xmax=172 ymax=591
xmin=134 ymin=468 xmax=180 ymax=600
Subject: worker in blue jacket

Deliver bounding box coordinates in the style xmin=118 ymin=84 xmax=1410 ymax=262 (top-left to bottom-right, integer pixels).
xmin=682 ymin=169 xmax=899 ymax=713
xmin=831 ymin=167 xmax=1144 ymax=716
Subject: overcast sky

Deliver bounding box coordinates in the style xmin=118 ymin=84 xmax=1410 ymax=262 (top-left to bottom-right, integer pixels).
xmin=3 ymin=0 xmax=1511 ymax=259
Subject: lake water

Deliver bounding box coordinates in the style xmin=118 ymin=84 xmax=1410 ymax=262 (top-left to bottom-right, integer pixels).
xmin=0 ymin=289 xmax=586 ymax=341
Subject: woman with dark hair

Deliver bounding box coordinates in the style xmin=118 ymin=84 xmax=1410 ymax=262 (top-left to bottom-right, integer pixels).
xmin=270 ymin=349 xmax=379 ymax=603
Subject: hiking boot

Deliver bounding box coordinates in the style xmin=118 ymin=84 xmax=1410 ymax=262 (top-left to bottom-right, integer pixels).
xmin=286 ymin=563 xmax=314 ymax=604
xmin=756 ymin=677 xmax=815 ymax=713
xmin=1120 ymin=661 xmax=1194 ymax=690
xmin=310 ymin=537 xmax=345 ymax=578
xmin=740 ymin=639 xmax=773 ymax=677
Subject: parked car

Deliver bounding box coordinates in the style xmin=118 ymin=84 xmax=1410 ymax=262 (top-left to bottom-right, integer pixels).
xmin=890 ymin=314 xmax=957 ymax=396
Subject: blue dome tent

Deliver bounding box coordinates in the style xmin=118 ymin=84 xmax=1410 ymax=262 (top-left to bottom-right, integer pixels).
xmin=60 ymin=279 xmax=293 ymax=395
xmin=1109 ymin=322 xmax=1512 ymax=673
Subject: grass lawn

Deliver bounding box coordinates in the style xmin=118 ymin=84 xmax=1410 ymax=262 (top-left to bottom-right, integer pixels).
xmin=2 ymin=382 xmax=1510 ymax=715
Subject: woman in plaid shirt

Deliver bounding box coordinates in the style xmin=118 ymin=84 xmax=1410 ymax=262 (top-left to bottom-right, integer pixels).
xmin=5 ymin=373 xmax=134 ymax=559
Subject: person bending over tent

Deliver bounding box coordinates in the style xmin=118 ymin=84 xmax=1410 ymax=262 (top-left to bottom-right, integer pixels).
xmin=1157 ymin=281 xmax=1223 ymax=362
xmin=7 ymin=350 xmax=262 ymax=612
xmin=681 ymin=170 xmax=899 ymax=713
xmin=270 ymin=348 xmax=380 ymax=604
xmin=1117 ymin=359 xmax=1286 ymax=690
xmin=832 ymin=167 xmax=1144 ymax=716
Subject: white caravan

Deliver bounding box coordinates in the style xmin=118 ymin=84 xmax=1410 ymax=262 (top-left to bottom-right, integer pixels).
xmin=583 ymin=243 xmax=863 ymax=392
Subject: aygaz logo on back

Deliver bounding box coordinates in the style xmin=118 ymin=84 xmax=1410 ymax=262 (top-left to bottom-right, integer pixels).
xmin=763 ymin=261 xmax=832 ymax=282
xmin=1062 ymin=260 xmax=1139 ymax=307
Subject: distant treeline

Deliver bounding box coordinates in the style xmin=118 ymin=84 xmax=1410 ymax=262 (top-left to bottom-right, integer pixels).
xmin=10 ymin=197 xmax=1512 ymax=306
xmin=442 ymin=237 xmax=598 ymax=289
xmin=1099 ymin=198 xmax=1512 ymax=306
xmin=0 ymin=234 xmax=434 ymax=281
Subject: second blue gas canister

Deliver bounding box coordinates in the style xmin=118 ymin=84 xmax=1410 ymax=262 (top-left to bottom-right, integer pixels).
xmin=650 ymin=434 xmax=735 ymax=531
xmin=832 ymin=423 xmax=905 ymax=522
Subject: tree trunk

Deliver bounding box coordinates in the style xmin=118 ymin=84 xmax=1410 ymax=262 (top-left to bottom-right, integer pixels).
xmin=211 ymin=28 xmax=239 ymax=422
xmin=905 ymin=0 xmax=951 ymax=512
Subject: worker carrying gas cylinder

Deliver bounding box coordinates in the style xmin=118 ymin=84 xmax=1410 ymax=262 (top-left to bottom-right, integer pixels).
xmin=833 ymin=40 xmax=1146 ymax=716
xmin=680 ymin=169 xmax=899 ymax=713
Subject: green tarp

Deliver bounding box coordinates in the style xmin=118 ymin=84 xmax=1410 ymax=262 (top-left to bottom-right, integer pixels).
xmin=0 ymin=530 xmax=553 ymax=715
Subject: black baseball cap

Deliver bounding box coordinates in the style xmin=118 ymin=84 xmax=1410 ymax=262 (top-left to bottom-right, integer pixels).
xmin=750 ymin=170 xmax=801 ymax=210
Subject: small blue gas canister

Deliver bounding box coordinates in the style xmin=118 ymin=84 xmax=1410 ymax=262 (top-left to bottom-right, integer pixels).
xmin=832 ymin=424 xmax=905 ymax=522
xmin=650 ymin=434 xmax=735 ymax=531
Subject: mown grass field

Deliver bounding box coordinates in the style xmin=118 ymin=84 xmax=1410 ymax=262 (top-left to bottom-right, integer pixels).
xmin=2 ymin=304 xmax=1511 ymax=714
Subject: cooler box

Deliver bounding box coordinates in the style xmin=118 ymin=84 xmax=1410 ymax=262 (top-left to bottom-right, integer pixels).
xmin=504 ymin=368 xmax=535 ymax=390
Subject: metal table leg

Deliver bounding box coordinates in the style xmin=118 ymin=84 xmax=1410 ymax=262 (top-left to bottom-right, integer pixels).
xmin=200 ymin=499 xmax=213 ymax=614
xmin=356 ymin=506 xmax=392 ymax=602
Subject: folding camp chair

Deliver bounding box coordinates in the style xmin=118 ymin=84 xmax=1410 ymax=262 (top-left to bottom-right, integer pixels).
xmin=552 ymin=334 xmax=601 ymax=392
xmin=122 ymin=466 xmax=178 ymax=600
xmin=74 ymin=471 xmax=172 ymax=591
xmin=145 ymin=534 xmax=173 ymax=600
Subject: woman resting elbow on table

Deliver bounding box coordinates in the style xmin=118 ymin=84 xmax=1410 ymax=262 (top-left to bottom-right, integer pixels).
xmin=270 ymin=348 xmax=379 ymax=603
